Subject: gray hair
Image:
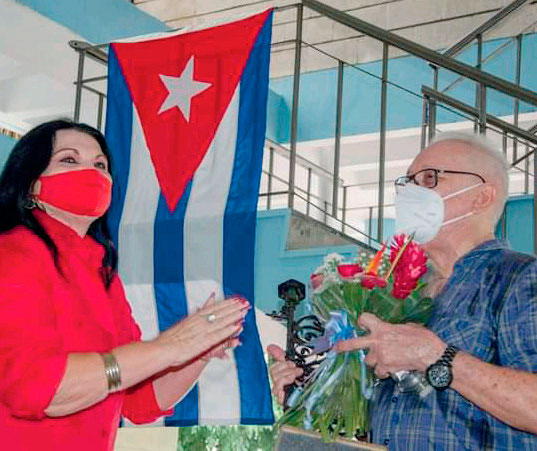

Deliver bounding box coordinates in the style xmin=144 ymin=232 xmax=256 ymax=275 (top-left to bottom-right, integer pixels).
xmin=429 ymin=132 xmax=509 ymax=225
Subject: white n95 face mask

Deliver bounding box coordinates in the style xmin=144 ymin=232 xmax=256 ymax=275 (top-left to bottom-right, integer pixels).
xmin=395 ymin=183 xmax=482 ymax=244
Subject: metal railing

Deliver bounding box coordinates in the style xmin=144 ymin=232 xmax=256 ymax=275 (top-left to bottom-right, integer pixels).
xmin=297 ymin=0 xmax=537 ymax=251
xmin=428 ymin=0 xmax=536 ymax=140
xmin=442 ymin=0 xmax=529 ymax=59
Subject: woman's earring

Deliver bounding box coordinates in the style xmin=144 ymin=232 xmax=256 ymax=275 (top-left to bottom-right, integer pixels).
xmin=23 ymin=195 xmax=38 ymax=210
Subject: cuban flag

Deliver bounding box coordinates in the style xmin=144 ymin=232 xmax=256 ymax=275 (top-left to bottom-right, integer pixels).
xmin=105 ymin=10 xmax=274 ymax=425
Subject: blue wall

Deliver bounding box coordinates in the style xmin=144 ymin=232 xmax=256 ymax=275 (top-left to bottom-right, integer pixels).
xmin=15 ymin=0 xmax=168 ymax=43
xmin=268 ymin=34 xmax=537 ymax=143
xmin=254 ymin=209 xmax=359 ymax=314
xmin=0 ymin=135 xmax=16 ymax=169
xmin=498 ymin=195 xmax=534 ymax=256
xmin=266 ymin=89 xmax=290 ymax=143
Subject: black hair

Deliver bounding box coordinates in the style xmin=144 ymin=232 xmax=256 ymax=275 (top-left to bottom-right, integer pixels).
xmin=0 ymin=119 xmax=118 ymax=288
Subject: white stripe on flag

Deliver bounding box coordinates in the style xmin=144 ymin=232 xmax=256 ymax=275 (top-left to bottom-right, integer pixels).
xmin=119 ymin=107 xmax=163 ymax=427
xmin=255 ymin=307 xmax=287 ymax=353
xmin=184 ymin=88 xmax=241 ymax=424
xmin=118 ymin=107 xmax=161 ymax=341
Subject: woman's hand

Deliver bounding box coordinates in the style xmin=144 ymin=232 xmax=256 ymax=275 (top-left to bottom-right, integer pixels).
xmin=198 ymin=294 xmax=243 ymax=361
xmin=199 ymin=337 xmax=241 ymax=361
xmin=154 ymin=294 xmax=249 ymax=368
xmin=267 ymin=345 xmax=303 ymax=405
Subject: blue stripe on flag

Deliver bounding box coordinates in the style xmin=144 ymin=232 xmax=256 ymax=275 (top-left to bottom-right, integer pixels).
xmin=105 ymin=48 xmax=133 ymax=247
xmin=153 ymin=183 xmax=199 ymax=426
xmin=223 ymin=11 xmax=274 ymax=424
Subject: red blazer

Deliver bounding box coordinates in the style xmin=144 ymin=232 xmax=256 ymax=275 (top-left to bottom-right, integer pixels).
xmin=0 ymin=210 xmax=170 ymax=451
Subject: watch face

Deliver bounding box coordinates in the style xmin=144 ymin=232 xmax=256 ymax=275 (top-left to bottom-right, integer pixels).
xmin=427 ymin=363 xmax=452 ymax=390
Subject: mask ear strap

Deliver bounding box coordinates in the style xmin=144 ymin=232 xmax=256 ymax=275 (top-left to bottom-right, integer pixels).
xmin=442 ymin=182 xmax=482 ymax=201
xmin=442 ymin=211 xmax=473 ymax=227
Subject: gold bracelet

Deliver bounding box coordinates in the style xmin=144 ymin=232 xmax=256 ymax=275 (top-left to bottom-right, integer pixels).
xmin=101 ymin=353 xmax=122 ymax=392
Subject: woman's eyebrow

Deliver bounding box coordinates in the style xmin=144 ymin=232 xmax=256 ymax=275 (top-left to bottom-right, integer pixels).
xmin=53 ymin=147 xmax=80 ymax=155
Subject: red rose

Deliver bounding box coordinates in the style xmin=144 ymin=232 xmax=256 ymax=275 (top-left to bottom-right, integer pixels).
xmin=361 ymin=273 xmax=388 ymax=289
xmin=337 ymin=264 xmax=363 ymax=279
xmin=310 ymin=273 xmax=325 ymax=290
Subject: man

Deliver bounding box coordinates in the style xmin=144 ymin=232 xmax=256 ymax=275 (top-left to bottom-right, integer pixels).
xmin=268 ymin=133 xmax=537 ymax=449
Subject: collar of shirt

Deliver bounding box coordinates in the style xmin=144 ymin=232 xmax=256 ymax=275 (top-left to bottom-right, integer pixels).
xmin=33 ymin=209 xmax=105 ymax=267
xmin=452 ymin=239 xmax=508 ymax=273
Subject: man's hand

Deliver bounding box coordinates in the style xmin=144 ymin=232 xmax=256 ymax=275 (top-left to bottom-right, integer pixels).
xmin=334 ymin=313 xmax=445 ymax=378
xmin=267 ymin=345 xmax=303 ymax=405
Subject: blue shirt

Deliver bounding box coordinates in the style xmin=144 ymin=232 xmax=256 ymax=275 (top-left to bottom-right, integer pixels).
xmin=371 ymin=240 xmax=537 ymax=450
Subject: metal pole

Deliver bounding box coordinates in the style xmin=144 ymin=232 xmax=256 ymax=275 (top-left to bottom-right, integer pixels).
xmin=474 ymin=34 xmax=483 ymax=133
xmin=306 ymin=167 xmax=312 ymax=216
xmin=421 ymin=96 xmax=428 ymax=150
xmin=479 ymin=83 xmax=487 ymax=134
xmin=501 ymin=205 xmax=507 ymax=240
xmin=342 ymin=186 xmax=348 ymax=234
xmin=96 ymin=93 xmax=104 ymax=131
xmin=74 ymin=49 xmax=86 ymax=122
xmin=377 ymin=43 xmax=389 ymax=242
xmin=332 ymin=61 xmax=344 ymax=218
xmin=513 ymin=34 xmax=523 ymax=163
xmin=368 ymin=207 xmax=373 ymax=247
xmin=525 ymin=143 xmax=530 ymax=194
xmin=501 ymin=132 xmax=507 ymax=238
xmin=428 ymin=99 xmax=436 ymax=143
xmin=428 ymin=67 xmax=438 ymax=143
xmin=288 ymin=4 xmax=303 ymax=210
xmin=324 ymin=201 xmax=328 ymax=224
xmin=534 ymin=148 xmax=537 ymax=255
xmin=267 ymin=146 xmax=274 ymax=210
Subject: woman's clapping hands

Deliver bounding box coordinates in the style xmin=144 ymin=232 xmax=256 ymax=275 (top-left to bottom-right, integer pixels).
xmin=154 ymin=293 xmax=250 ymax=367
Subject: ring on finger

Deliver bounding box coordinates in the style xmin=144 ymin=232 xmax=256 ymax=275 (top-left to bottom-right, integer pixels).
xmin=202 ymin=313 xmax=217 ymax=323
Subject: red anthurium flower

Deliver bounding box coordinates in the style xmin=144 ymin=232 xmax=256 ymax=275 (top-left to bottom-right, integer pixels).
xmin=361 ymin=273 xmax=388 ymax=289
xmin=337 ymin=264 xmax=363 ymax=279
xmin=310 ymin=273 xmax=325 ymax=290
xmin=389 ymin=234 xmax=428 ymax=299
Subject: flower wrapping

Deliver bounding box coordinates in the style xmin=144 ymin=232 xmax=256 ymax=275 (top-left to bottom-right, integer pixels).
xmin=279 ymin=235 xmax=433 ymax=441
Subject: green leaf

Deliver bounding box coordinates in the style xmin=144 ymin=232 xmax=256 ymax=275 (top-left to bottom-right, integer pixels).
xmin=342 ymin=282 xmax=366 ymax=322
xmin=366 ymin=289 xmax=403 ymax=322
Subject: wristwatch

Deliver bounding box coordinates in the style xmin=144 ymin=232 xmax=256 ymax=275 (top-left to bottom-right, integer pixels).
xmin=426 ymin=345 xmax=458 ymax=391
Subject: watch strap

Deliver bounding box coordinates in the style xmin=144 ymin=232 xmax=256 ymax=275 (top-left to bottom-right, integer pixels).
xmin=438 ymin=345 xmax=458 ymax=367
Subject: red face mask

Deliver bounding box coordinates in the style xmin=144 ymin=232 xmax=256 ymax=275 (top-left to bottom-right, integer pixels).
xmin=37 ymin=169 xmax=112 ymax=217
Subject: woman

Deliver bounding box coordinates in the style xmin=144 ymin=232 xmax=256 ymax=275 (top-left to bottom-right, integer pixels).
xmin=0 ymin=120 xmax=248 ymax=450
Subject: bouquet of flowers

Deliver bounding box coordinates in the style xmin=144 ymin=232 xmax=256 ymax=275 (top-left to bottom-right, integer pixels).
xmin=279 ymin=234 xmax=433 ymax=441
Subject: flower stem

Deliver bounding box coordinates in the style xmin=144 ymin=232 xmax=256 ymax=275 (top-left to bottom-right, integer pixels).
xmin=384 ymin=235 xmax=412 ymax=281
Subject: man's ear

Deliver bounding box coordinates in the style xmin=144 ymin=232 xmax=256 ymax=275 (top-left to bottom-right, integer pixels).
xmin=473 ymin=184 xmax=496 ymax=212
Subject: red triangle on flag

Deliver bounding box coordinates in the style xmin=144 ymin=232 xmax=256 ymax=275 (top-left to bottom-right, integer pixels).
xmin=111 ymin=10 xmax=271 ymax=212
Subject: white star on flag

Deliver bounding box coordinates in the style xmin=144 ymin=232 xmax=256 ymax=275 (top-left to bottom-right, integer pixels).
xmin=158 ymin=56 xmax=212 ymax=121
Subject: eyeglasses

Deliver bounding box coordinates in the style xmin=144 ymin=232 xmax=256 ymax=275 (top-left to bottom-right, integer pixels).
xmin=394 ymin=168 xmax=486 ymax=189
